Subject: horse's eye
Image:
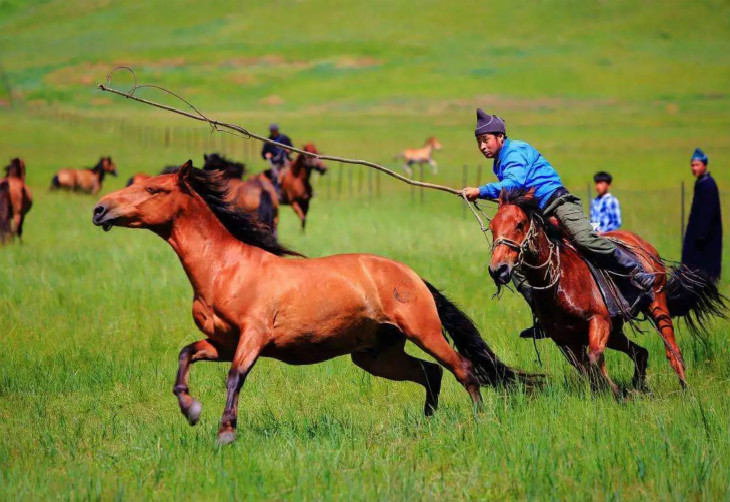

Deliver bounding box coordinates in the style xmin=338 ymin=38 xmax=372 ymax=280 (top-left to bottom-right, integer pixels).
xmin=516 ymin=221 xmax=525 ymax=231
xmin=146 ymin=186 xmax=161 ymax=194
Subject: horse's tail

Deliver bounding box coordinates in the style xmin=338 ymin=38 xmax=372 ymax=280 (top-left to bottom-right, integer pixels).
xmin=393 ymin=153 xmax=404 ymax=161
xmin=50 ymin=175 xmax=60 ymax=189
xmin=423 ymin=280 xmax=543 ymax=389
xmin=257 ymin=187 xmax=276 ymax=231
xmin=666 ymin=264 xmax=728 ymax=337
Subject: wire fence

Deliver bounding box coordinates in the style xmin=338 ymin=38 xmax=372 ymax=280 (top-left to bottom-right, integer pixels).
xmin=37 ymin=107 xmax=729 ymax=254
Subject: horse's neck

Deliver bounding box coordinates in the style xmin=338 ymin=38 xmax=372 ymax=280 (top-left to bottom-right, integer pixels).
xmin=164 ymin=198 xmax=254 ymax=296
xmin=290 ymin=158 xmax=307 ymax=179
xmin=521 ymin=226 xmax=556 ymax=288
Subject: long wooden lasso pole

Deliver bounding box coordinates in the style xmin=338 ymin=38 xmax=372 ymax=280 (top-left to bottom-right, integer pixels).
xmin=96 ymin=67 xmax=494 ymax=239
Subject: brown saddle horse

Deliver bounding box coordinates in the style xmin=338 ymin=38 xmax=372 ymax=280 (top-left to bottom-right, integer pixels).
xmin=92 ymin=162 xmax=540 ymax=445
xmin=488 ymin=189 xmax=726 ymax=398
xmin=51 ymin=156 xmax=117 ymax=194
xmin=260 ymin=143 xmax=326 ymax=230
xmin=203 ymin=153 xmax=279 ymax=233
xmin=0 ymin=158 xmax=33 ymax=243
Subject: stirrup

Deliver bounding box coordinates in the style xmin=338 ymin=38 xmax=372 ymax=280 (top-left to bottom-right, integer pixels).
xmin=519 ymin=325 xmax=548 ymax=340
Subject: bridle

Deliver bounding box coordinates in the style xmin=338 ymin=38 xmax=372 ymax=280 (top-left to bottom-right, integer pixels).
xmin=491 ymin=214 xmax=562 ymax=290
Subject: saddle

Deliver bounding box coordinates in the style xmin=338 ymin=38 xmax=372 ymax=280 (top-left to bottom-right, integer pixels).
xmin=542 ymin=217 xmax=650 ymax=320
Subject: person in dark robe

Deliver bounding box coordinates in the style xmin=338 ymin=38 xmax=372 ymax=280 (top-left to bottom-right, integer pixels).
xmin=682 ymin=148 xmax=722 ymax=282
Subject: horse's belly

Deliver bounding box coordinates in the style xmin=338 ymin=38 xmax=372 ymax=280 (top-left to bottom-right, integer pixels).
xmin=263 ymin=318 xmax=381 ymax=365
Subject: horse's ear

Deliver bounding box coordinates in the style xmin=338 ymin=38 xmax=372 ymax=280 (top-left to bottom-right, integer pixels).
xmin=524 ymin=187 xmax=536 ymax=201
xmin=178 ymin=160 xmax=193 ymax=181
xmin=498 ymin=188 xmax=508 ymax=206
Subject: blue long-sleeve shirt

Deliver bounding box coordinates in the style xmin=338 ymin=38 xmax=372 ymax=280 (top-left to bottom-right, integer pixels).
xmin=478 ymin=138 xmax=565 ymax=209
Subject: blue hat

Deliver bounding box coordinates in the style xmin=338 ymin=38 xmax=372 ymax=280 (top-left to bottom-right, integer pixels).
xmin=269 ymin=123 xmax=279 ymax=131
xmin=691 ymin=148 xmax=708 ymax=165
xmin=474 ymin=108 xmax=506 ymax=136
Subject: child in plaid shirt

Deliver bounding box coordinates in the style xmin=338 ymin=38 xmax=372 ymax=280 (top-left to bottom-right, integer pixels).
xmin=590 ymin=171 xmax=622 ymax=232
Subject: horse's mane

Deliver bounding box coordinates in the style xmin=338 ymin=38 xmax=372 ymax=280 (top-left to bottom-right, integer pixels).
xmin=500 ymin=189 xmax=562 ymax=242
xmin=203 ymin=153 xmax=246 ymax=180
xmin=184 ymin=167 xmax=300 ymax=257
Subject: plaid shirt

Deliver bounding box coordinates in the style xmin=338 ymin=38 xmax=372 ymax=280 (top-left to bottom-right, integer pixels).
xmin=590 ymin=192 xmax=621 ymax=232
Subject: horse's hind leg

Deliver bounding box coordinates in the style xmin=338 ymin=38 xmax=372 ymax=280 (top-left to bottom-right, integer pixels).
xmin=559 ymin=343 xmax=589 ymax=377
xmin=587 ymin=317 xmax=621 ymax=399
xmin=290 ymin=200 xmax=306 ymax=230
xmin=173 ymin=339 xmax=232 ymax=426
xmin=352 ymin=334 xmax=443 ymax=416
xmin=647 ymin=294 xmax=687 ymax=388
xmin=607 ymin=331 xmax=650 ymax=393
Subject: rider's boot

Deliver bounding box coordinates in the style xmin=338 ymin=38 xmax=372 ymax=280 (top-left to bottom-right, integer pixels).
xmin=516 ymin=282 xmax=548 ymax=340
xmin=605 ymin=248 xmax=656 ymax=299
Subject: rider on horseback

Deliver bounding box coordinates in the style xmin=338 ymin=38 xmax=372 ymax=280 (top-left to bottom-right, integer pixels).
xmin=261 ymin=123 xmax=293 ymax=194
xmin=462 ymin=109 xmax=656 ymax=339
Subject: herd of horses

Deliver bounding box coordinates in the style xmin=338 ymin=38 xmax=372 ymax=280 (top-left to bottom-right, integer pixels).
xmin=2 ymin=132 xmax=725 ymax=445
xmin=90 ymin=160 xmax=724 ymax=445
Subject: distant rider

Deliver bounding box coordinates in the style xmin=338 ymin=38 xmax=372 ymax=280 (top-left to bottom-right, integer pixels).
xmin=462 ymin=109 xmax=655 ymax=339
xmin=261 ymin=123 xmax=293 ymax=192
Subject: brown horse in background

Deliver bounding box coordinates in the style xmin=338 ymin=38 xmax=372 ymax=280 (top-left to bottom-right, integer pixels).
xmin=488 ymin=189 xmax=726 ymax=398
xmin=51 ymin=156 xmax=117 ymax=194
xmin=395 ymin=136 xmax=442 ymax=176
xmin=0 ymin=158 xmax=33 ymax=243
xmin=203 ymin=153 xmax=279 ymax=233
xmin=261 ymin=143 xmax=326 ymax=230
xmin=92 ymin=162 xmax=540 ymax=445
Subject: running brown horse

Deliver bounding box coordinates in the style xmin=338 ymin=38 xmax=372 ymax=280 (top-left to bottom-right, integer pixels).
xmin=488 ymin=189 xmax=726 ymax=397
xmin=203 ymin=153 xmax=279 ymax=232
xmin=262 ymin=143 xmax=326 ymax=230
xmin=1 ymin=158 xmax=33 ymax=242
xmin=395 ymin=136 xmax=442 ymax=176
xmin=51 ymin=156 xmax=117 ymax=194
xmin=92 ymin=162 xmax=540 ymax=445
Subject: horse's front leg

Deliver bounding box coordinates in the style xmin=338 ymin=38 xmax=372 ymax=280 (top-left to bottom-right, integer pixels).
xmin=587 ymin=317 xmax=621 ymax=400
xmin=217 ymin=330 xmax=264 ymax=445
xmin=428 ymin=158 xmax=438 ymax=175
xmin=290 ymin=200 xmax=306 ymax=230
xmin=173 ymin=339 xmax=232 ymax=425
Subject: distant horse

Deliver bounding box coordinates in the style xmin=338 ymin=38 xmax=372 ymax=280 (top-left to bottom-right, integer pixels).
xmin=395 ymin=137 xmax=442 ymax=176
xmin=4 ymin=157 xmax=26 ymax=181
xmin=488 ymin=189 xmax=726 ymax=398
xmin=260 ymin=143 xmax=326 ymax=230
xmin=202 ymin=153 xmax=279 ymax=232
xmin=92 ymin=162 xmax=540 ymax=445
xmin=51 ymin=156 xmax=117 ymax=194
xmin=0 ymin=158 xmax=33 ymax=242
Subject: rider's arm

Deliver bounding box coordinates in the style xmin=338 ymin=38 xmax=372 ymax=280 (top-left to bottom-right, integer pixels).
xmin=477 ymin=154 xmax=528 ymax=199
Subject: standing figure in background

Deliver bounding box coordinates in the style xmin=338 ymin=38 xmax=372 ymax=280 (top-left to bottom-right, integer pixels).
xmin=682 ymin=148 xmax=722 ymax=282
xmin=261 ymin=123 xmax=293 ymax=192
xmin=590 ymin=171 xmax=622 ymax=233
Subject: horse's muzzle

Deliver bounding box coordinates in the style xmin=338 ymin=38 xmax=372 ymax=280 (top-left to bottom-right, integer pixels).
xmin=489 ymin=262 xmax=513 ymax=286
xmin=92 ymin=202 xmax=114 ymax=231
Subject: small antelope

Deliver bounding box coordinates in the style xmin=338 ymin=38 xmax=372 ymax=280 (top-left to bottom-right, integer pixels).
xmin=395 ymin=137 xmax=442 ymax=176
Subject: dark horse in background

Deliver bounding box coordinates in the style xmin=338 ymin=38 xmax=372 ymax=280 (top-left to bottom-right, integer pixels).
xmin=488 ymin=189 xmax=726 ymax=398
xmin=1 ymin=158 xmax=33 ymax=243
xmin=92 ymin=161 xmax=540 ymax=444
xmin=202 ymin=153 xmax=278 ymax=233
xmin=260 ymin=143 xmax=326 ymax=230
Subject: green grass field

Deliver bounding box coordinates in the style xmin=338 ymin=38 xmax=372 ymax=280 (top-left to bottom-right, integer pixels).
xmin=1 ymin=1 xmax=730 ymax=500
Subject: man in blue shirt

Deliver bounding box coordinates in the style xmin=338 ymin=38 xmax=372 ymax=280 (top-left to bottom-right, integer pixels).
xmin=590 ymin=171 xmax=622 ymax=232
xmin=462 ymin=109 xmax=654 ymax=338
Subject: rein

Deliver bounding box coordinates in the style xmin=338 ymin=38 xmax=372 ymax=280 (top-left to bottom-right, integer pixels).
xmin=492 ymin=216 xmax=561 ymax=290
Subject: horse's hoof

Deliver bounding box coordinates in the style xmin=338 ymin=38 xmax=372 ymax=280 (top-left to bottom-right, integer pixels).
xmin=216 ymin=430 xmax=236 ymax=446
xmin=187 ymin=399 xmax=202 ymax=426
